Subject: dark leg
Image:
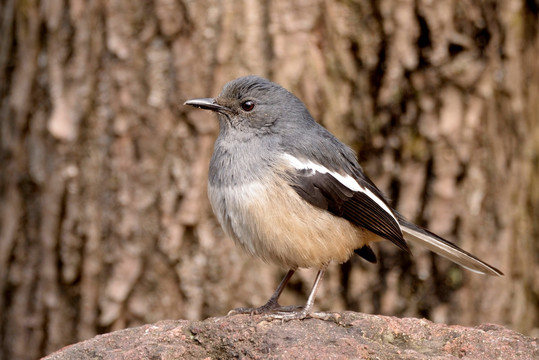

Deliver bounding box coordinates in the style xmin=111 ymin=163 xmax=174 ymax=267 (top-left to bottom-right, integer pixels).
xmin=263 ymin=266 xmax=339 ymax=321
xmin=228 ymin=269 xmax=296 ymax=315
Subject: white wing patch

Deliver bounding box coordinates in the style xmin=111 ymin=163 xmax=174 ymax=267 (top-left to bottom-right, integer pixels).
xmin=281 ymin=153 xmax=398 ymax=224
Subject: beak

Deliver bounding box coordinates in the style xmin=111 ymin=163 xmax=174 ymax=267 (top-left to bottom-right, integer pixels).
xmin=184 ymin=98 xmax=228 ymax=112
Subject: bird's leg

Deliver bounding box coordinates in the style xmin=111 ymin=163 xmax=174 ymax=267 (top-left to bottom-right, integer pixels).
xmin=228 ymin=269 xmax=297 ymax=315
xmin=262 ymin=266 xmax=340 ymax=322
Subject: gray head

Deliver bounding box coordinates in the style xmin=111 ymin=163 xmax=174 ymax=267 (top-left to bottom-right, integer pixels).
xmin=184 ymin=75 xmax=315 ymax=136
xmin=185 ymin=75 xmax=360 ymax=183
xmin=185 ymin=76 xmax=361 ymax=175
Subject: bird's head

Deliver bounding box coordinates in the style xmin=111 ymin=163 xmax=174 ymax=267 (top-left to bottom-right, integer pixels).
xmin=184 ymin=75 xmax=312 ymax=135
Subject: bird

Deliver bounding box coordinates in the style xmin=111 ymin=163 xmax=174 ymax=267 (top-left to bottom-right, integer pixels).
xmin=184 ymin=75 xmax=503 ymax=321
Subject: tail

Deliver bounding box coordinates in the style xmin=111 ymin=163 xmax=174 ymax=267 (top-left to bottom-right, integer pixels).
xmin=396 ymin=213 xmax=503 ymax=276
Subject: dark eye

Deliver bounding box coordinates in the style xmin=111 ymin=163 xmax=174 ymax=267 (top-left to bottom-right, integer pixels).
xmin=241 ymin=100 xmax=255 ymax=112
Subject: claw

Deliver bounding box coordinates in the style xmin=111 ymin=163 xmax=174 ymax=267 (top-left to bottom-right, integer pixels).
xmin=261 ymin=310 xmax=342 ymax=324
xmin=227 ymin=303 xmax=304 ymax=316
xmin=227 ymin=301 xmax=280 ymax=316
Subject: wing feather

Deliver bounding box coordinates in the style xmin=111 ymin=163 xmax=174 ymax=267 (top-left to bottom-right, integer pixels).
xmin=280 ymin=154 xmax=502 ymax=275
xmin=283 ymin=158 xmax=409 ymax=253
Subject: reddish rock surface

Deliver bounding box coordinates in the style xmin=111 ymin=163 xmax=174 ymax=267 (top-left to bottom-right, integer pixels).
xmin=44 ymin=312 xmax=538 ymax=359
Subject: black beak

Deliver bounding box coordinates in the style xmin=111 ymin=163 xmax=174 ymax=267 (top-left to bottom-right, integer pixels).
xmin=184 ymin=98 xmax=228 ymax=112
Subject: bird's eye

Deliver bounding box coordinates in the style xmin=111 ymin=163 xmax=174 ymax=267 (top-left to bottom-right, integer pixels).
xmin=241 ymin=100 xmax=255 ymax=112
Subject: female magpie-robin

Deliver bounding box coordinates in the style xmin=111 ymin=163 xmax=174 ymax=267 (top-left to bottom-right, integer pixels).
xmin=184 ymin=75 xmax=503 ymax=321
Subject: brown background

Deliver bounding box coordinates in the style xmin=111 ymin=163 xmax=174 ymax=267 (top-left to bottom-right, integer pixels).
xmin=0 ymin=1 xmax=538 ymax=359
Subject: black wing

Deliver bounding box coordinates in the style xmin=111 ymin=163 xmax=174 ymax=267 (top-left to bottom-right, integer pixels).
xmin=287 ymin=168 xmax=409 ymax=253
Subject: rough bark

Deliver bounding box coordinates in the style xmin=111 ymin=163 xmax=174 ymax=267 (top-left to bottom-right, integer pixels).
xmin=0 ymin=1 xmax=537 ymax=359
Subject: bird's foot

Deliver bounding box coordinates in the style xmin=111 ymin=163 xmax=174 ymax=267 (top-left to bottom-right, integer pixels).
xmin=227 ymin=300 xmax=302 ymax=316
xmin=261 ymin=309 xmax=342 ymax=324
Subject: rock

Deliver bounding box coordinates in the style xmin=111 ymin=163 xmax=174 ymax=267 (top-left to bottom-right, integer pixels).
xmin=43 ymin=312 xmax=538 ymax=359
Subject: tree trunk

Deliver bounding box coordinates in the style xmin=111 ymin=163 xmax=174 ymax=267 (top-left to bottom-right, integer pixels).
xmin=0 ymin=0 xmax=537 ymax=358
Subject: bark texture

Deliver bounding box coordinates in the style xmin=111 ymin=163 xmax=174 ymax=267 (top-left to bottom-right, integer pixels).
xmin=0 ymin=1 xmax=537 ymax=359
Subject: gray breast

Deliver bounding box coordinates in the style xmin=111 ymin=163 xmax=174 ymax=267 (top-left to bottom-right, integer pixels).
xmin=207 ymin=180 xmax=269 ymax=256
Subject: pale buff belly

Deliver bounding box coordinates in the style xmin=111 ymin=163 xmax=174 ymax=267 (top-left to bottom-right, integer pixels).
xmin=208 ymin=177 xmax=381 ymax=269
